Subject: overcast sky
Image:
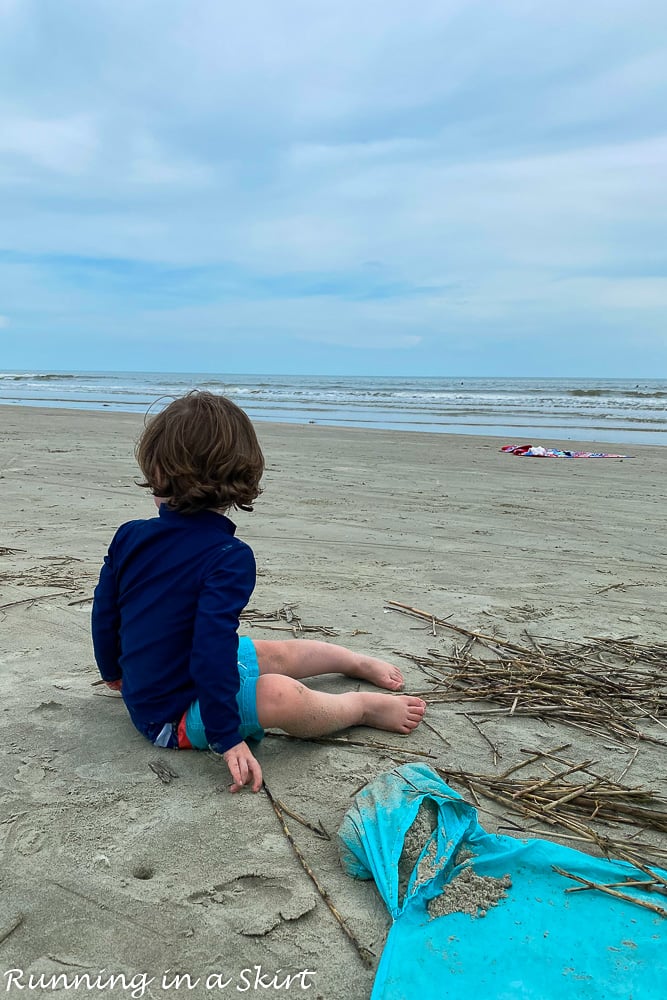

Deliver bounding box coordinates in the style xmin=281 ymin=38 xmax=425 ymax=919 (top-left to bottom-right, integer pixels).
xmin=1 ymin=0 xmax=666 ymax=377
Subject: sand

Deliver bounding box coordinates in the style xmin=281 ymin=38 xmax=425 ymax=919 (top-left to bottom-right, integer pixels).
xmin=427 ymin=868 xmax=512 ymax=920
xmin=1 ymin=405 xmax=666 ymax=998
xmin=397 ymin=799 xmax=439 ymax=903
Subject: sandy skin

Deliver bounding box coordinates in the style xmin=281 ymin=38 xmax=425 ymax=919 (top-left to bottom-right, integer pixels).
xmin=223 ymin=639 xmax=426 ymax=792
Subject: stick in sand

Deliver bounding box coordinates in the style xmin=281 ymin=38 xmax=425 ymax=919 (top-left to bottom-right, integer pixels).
xmin=262 ymin=782 xmax=375 ymax=968
xmin=0 ymin=913 xmax=24 ymax=945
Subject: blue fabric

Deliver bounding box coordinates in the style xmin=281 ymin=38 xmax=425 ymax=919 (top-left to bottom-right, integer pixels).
xmin=92 ymin=505 xmax=256 ymax=754
xmin=185 ymin=636 xmax=265 ymax=748
xmin=339 ymin=765 xmax=667 ymax=999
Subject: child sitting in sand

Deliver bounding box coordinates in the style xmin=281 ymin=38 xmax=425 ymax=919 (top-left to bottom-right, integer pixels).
xmin=92 ymin=391 xmax=426 ymax=793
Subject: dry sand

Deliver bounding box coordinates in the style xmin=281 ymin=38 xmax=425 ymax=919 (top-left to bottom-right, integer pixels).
xmin=1 ymin=405 xmax=666 ymax=998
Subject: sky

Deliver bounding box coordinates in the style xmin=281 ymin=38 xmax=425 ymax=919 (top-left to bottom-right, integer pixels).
xmin=1 ymin=0 xmax=666 ymax=377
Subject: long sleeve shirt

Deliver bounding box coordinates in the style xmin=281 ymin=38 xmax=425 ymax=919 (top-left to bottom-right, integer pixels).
xmin=91 ymin=505 xmax=256 ymax=754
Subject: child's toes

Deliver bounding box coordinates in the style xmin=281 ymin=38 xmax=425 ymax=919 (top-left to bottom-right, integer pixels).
xmin=357 ymin=657 xmax=405 ymax=691
xmin=388 ymin=667 xmax=405 ymax=690
xmin=407 ymin=698 xmax=426 ymax=720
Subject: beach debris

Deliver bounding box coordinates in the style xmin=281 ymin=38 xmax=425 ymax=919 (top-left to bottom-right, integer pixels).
xmin=428 ymin=868 xmax=512 ymax=920
xmin=617 ymin=745 xmax=641 ymax=783
xmin=0 ymin=912 xmax=24 ymax=945
xmin=420 ymin=718 xmax=452 ymax=748
xmin=240 ymin=603 xmax=338 ymax=637
xmin=461 ymin=713 xmax=501 ymax=764
xmin=0 ymin=553 xmax=86 ymax=590
xmin=268 ymin=795 xmax=330 ymax=840
xmin=0 ymin=590 xmax=77 ymax=612
xmin=553 ymin=867 xmax=667 ymax=918
xmin=148 ymin=760 xmax=179 ymax=784
xmin=263 ymin=781 xmax=375 ymax=967
xmin=386 ymin=601 xmax=667 ymax=746
xmin=265 ymin=731 xmax=436 ymax=759
xmin=438 ymin=745 xmax=667 ymax=869
xmin=595 ymin=582 xmax=628 ymax=595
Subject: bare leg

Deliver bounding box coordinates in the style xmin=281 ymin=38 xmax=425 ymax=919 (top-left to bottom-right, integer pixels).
xmin=255 ymin=674 xmax=426 ymax=737
xmin=253 ymin=638 xmax=404 ymax=691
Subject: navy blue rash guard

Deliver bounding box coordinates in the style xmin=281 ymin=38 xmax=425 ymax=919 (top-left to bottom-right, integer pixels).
xmin=91 ymin=504 xmax=256 ymax=755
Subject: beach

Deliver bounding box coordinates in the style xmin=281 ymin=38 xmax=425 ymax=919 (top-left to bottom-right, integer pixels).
xmin=1 ymin=404 xmax=666 ymax=998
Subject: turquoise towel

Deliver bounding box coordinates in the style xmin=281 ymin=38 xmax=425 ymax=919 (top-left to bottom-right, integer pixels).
xmin=338 ymin=764 xmax=665 ymax=999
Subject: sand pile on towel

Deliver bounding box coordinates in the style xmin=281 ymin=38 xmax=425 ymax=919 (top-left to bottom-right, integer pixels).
xmin=427 ymin=868 xmax=512 ymax=919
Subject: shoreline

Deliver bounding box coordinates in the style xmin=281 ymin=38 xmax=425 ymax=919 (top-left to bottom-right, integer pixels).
xmin=0 ymin=400 xmax=661 ymax=452
xmin=2 ymin=369 xmax=666 ymax=447
xmin=1 ymin=405 xmax=666 ymax=996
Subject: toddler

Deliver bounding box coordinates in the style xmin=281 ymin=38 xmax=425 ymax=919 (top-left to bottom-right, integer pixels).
xmin=92 ymin=391 xmax=426 ymax=792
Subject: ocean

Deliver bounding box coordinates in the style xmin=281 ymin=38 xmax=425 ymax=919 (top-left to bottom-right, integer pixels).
xmin=1 ymin=371 xmax=666 ymax=446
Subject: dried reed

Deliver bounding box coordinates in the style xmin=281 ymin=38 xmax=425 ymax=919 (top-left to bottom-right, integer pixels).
xmin=386 ymin=601 xmax=667 ymax=746
xmin=438 ymin=745 xmax=667 ymax=870
xmin=241 ymin=603 xmax=338 ymax=637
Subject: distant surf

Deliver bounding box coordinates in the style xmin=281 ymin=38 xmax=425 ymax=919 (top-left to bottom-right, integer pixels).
xmin=1 ymin=371 xmax=665 ymax=446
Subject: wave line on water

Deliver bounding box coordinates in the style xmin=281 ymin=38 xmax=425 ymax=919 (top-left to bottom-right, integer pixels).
xmin=1 ymin=371 xmax=666 ymax=445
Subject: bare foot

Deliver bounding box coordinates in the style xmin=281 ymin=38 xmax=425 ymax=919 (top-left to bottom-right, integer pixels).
xmin=359 ymin=694 xmax=426 ymax=735
xmin=349 ymin=655 xmax=405 ymax=691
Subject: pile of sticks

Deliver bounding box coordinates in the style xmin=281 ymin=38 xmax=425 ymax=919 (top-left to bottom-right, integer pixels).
xmin=240 ymin=603 xmax=338 ymax=637
xmin=439 ymin=743 xmax=667 ymax=864
xmin=386 ymin=601 xmax=667 ymax=745
xmin=438 ymin=754 xmax=667 ymax=921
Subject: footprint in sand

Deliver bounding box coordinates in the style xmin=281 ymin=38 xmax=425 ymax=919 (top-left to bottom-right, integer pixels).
xmin=2 ymin=816 xmax=54 ymax=857
xmin=14 ymin=761 xmax=47 ymax=784
xmin=30 ymin=700 xmax=65 ymax=717
xmin=188 ymin=874 xmax=316 ymax=935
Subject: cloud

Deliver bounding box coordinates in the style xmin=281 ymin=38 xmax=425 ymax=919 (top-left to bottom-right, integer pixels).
xmin=562 ymin=277 xmax=667 ymax=310
xmin=0 ymin=1 xmax=666 ymax=374
xmin=0 ymin=110 xmax=98 ymax=175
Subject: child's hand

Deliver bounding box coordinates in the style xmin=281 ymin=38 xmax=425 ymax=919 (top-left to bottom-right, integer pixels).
xmin=222 ymin=741 xmax=263 ymax=793
xmin=105 ymin=679 xmax=123 ymax=692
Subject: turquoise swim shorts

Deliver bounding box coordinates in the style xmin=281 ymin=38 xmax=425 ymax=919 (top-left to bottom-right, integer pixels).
xmin=181 ymin=636 xmax=265 ymax=750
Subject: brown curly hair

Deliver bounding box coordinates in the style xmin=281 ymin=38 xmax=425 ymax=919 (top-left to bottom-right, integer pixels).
xmin=136 ymin=391 xmax=264 ymax=514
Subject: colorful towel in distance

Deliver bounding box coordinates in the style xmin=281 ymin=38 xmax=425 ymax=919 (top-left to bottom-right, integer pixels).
xmin=502 ymin=444 xmax=631 ymax=458
xmin=339 ymin=765 xmax=665 ymax=1000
